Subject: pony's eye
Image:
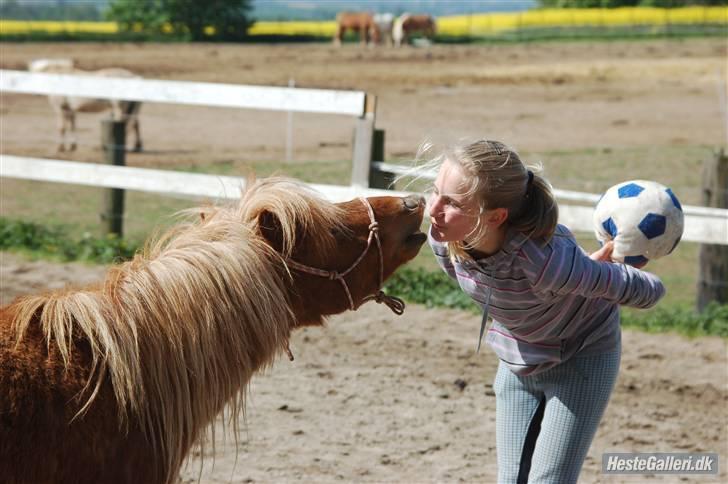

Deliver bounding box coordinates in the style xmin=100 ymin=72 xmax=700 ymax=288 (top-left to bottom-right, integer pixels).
xmin=330 ymin=228 xmax=348 ymax=241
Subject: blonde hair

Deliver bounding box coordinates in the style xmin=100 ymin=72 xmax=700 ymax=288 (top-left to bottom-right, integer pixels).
xmin=421 ymin=139 xmax=558 ymax=260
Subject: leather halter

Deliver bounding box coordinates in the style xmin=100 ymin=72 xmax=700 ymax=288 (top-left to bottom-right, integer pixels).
xmin=284 ymin=197 xmax=405 ymax=316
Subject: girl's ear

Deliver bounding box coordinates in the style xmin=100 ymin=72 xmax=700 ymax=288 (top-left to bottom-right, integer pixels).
xmin=485 ymin=208 xmax=509 ymax=228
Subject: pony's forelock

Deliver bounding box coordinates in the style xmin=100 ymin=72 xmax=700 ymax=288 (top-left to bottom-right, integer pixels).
xmin=237 ymin=177 xmax=345 ymax=259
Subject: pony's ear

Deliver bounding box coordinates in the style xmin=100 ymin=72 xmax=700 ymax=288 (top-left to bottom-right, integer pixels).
xmin=257 ymin=210 xmax=284 ymax=253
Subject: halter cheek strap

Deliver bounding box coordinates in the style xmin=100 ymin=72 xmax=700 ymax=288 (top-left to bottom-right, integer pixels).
xmin=284 ymin=196 xmax=405 ymax=316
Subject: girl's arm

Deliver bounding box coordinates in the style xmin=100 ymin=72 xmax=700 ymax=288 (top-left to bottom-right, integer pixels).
xmin=525 ymin=233 xmax=665 ymax=309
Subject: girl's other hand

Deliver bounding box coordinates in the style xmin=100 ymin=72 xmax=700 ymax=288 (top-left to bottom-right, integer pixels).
xmin=590 ymin=241 xmax=614 ymax=262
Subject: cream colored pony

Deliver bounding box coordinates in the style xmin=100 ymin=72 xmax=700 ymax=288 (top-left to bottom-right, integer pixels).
xmin=0 ymin=177 xmax=426 ymax=483
xmin=28 ymin=58 xmax=143 ymax=152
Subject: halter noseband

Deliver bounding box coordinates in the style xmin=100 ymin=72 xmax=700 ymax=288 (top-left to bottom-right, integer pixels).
xmin=284 ymin=197 xmax=405 ymax=316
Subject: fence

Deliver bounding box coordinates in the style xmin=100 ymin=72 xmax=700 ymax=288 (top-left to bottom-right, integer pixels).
xmin=0 ymin=69 xmax=394 ymax=232
xmin=0 ymin=70 xmax=726 ymax=247
xmin=0 ymin=68 xmax=377 ymax=192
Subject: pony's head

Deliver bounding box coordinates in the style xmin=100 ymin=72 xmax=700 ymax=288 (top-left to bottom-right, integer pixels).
xmin=235 ymin=178 xmax=426 ymax=326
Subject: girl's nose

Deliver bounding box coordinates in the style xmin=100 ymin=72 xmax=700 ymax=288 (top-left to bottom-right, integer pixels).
xmin=428 ymin=195 xmax=441 ymax=218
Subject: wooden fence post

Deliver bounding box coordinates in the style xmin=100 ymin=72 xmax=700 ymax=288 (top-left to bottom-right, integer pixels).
xmin=100 ymin=120 xmax=126 ymax=237
xmin=697 ymin=149 xmax=728 ymax=311
xmin=369 ymin=129 xmax=396 ymax=189
xmin=350 ymin=94 xmax=376 ymax=189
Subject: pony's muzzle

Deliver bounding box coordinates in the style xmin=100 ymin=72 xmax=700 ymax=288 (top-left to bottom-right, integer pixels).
xmin=403 ymin=194 xmax=425 ymax=210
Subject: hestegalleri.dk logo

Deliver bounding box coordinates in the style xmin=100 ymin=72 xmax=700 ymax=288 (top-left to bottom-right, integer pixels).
xmin=602 ymin=453 xmax=719 ymax=475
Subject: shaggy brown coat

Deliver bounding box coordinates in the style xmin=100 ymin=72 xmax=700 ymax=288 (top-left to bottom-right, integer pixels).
xmin=0 ymin=178 xmax=426 ymax=484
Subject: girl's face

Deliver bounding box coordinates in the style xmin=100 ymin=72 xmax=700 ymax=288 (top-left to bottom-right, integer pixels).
xmin=428 ymin=159 xmax=481 ymax=243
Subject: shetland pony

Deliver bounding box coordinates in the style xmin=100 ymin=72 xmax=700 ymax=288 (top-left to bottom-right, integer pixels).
xmin=0 ymin=177 xmax=426 ymax=484
xmin=28 ymin=58 xmax=143 ymax=152
xmin=333 ymin=11 xmax=379 ymax=46
xmin=393 ymin=13 xmax=437 ymax=47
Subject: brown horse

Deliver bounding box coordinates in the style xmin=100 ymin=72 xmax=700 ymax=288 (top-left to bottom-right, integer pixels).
xmin=0 ymin=177 xmax=426 ymax=484
xmin=28 ymin=58 xmax=143 ymax=152
xmin=393 ymin=13 xmax=437 ymax=47
xmin=334 ymin=11 xmax=379 ymax=46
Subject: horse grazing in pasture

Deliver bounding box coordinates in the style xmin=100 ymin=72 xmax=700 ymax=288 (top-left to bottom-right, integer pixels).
xmin=334 ymin=11 xmax=379 ymax=46
xmin=28 ymin=58 xmax=143 ymax=153
xmin=393 ymin=13 xmax=437 ymax=47
xmin=0 ymin=177 xmax=426 ymax=484
xmin=373 ymin=13 xmax=395 ymax=46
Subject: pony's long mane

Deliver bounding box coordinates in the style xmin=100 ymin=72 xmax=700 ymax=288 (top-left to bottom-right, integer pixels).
xmin=9 ymin=177 xmax=344 ymax=483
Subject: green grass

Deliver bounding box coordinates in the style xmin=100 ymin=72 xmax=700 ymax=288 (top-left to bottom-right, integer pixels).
xmin=0 ymin=217 xmax=138 ymax=263
xmin=521 ymin=145 xmax=714 ymax=206
xmin=179 ymin=158 xmax=350 ymax=185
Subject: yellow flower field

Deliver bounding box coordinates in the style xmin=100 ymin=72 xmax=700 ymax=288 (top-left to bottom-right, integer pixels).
xmin=438 ymin=6 xmax=727 ymax=35
xmin=0 ymin=6 xmax=725 ymax=38
xmin=0 ymin=20 xmax=118 ymax=35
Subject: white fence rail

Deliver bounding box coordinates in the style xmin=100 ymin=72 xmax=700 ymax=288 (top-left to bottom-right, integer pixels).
xmin=2 ymin=155 xmax=726 ymax=245
xmin=0 ymin=70 xmax=366 ymax=116
xmin=0 ymin=155 xmax=409 ymax=203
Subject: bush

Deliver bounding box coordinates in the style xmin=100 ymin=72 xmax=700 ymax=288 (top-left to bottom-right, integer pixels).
xmin=0 ymin=218 xmax=138 ymax=264
xmin=106 ymin=0 xmax=254 ymax=41
xmin=383 ymin=267 xmax=479 ymax=312
xmin=621 ymin=303 xmax=728 ymax=336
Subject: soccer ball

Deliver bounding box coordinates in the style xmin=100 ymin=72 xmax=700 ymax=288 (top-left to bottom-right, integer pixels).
xmin=593 ymin=180 xmax=684 ymax=268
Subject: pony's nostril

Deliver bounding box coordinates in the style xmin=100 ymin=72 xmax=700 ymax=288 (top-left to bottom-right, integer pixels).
xmin=403 ymin=195 xmax=423 ymax=210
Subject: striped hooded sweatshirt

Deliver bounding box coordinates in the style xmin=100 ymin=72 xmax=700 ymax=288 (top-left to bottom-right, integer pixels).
xmin=428 ymin=224 xmax=665 ymax=376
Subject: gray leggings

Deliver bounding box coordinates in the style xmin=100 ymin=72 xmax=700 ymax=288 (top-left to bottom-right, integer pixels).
xmin=494 ymin=349 xmax=621 ymax=484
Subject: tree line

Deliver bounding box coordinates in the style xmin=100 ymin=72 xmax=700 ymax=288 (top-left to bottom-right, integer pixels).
xmin=106 ymin=0 xmax=253 ymax=41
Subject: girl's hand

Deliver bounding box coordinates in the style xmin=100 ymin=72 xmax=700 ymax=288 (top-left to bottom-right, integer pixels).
xmin=590 ymin=241 xmax=614 ymax=262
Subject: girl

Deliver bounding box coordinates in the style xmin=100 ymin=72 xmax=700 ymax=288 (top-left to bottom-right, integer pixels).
xmin=425 ymin=139 xmax=665 ymax=483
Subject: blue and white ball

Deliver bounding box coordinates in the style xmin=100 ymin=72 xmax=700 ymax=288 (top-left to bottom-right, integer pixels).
xmin=593 ymin=180 xmax=684 ymax=268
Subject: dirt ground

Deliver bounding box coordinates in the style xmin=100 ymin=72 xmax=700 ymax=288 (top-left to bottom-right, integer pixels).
xmin=0 ymin=252 xmax=725 ymax=484
xmin=0 ymin=39 xmax=726 ymax=483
